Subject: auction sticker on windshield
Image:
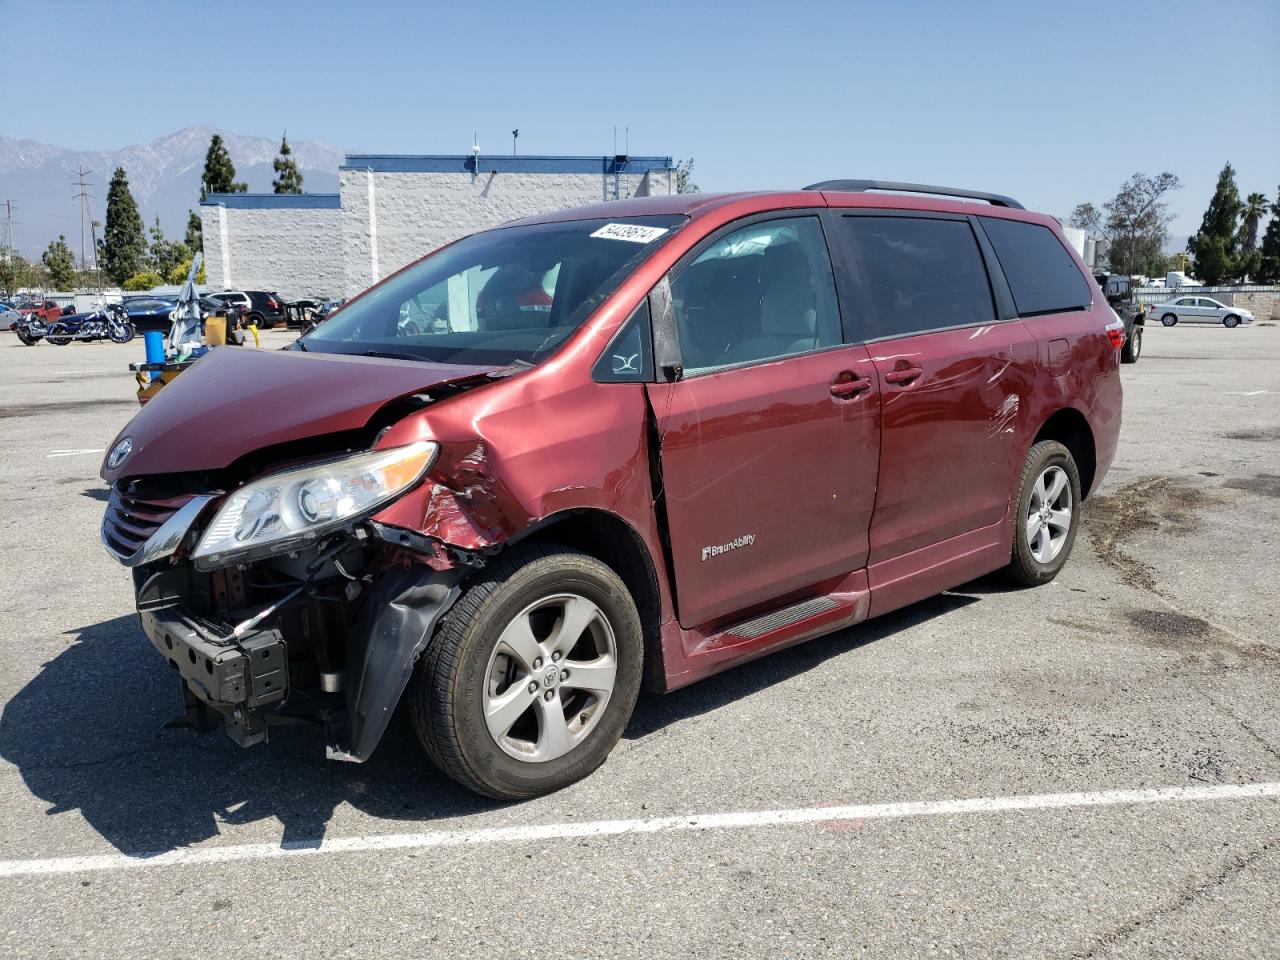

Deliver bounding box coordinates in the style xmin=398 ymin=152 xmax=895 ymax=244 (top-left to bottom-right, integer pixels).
xmin=590 ymin=223 xmax=669 ymax=244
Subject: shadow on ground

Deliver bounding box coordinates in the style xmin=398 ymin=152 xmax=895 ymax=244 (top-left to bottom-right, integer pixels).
xmin=0 ymin=587 xmax=991 ymax=856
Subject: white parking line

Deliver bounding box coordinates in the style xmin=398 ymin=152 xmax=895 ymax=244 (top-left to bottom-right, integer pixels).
xmin=1224 ymin=390 xmax=1268 ymax=396
xmin=45 ymin=449 xmax=104 ymax=459
xmin=1 ymin=781 xmax=1276 ymax=879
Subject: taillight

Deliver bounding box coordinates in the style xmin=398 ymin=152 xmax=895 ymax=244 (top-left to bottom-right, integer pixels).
xmin=1105 ymin=320 xmax=1126 ymax=350
xmin=267 ymin=298 xmax=278 ymax=309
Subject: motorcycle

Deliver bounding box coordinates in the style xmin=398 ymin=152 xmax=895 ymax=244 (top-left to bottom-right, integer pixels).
xmin=46 ymin=302 xmax=135 ymax=346
xmin=13 ymin=315 xmax=50 ymax=346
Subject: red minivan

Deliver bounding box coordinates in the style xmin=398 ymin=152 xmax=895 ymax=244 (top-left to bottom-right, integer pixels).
xmin=101 ymin=181 xmax=1123 ymax=799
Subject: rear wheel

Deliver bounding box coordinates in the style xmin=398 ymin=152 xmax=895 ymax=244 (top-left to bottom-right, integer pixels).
xmin=248 ymin=311 xmax=271 ymax=330
xmin=410 ymin=544 xmax=643 ymax=800
xmin=1223 ymin=314 xmax=1241 ymax=328
xmin=1161 ymin=313 xmax=1178 ymax=327
xmin=1005 ymin=440 xmax=1082 ymax=587
xmin=1121 ymin=324 xmax=1142 ymax=363
xmin=15 ymin=328 xmax=36 ymax=346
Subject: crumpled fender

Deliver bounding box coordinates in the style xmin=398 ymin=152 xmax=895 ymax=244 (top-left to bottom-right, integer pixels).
xmin=329 ymin=563 xmax=465 ymax=762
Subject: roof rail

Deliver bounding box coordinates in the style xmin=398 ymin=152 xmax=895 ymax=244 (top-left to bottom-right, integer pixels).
xmin=802 ymin=179 xmax=1024 ymax=210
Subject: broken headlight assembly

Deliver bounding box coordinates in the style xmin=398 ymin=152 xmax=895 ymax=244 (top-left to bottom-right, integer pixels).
xmin=192 ymin=441 xmax=438 ymax=569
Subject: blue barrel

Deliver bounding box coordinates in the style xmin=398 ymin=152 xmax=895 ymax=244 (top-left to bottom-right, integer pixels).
xmin=143 ymin=330 xmax=166 ymax=365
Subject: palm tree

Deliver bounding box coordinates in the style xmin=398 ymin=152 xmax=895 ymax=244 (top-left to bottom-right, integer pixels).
xmin=1240 ymin=192 xmax=1268 ymax=251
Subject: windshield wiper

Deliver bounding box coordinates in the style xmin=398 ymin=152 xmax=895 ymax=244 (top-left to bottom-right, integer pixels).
xmin=355 ymin=349 xmax=424 ymax=362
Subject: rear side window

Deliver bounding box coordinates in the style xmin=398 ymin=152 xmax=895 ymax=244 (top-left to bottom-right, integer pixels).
xmin=980 ymin=217 xmax=1091 ymax=317
xmin=840 ymin=216 xmax=995 ymax=338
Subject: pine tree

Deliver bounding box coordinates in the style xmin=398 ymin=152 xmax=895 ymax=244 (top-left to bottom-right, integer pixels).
xmin=1257 ymin=188 xmax=1280 ymax=285
xmin=272 ymin=133 xmax=304 ymax=194
xmin=200 ymin=133 xmax=247 ymax=199
xmin=102 ymin=167 xmax=147 ymax=285
xmin=41 ymin=236 xmax=77 ymax=290
xmin=148 ymin=216 xmax=189 ymax=279
xmin=1186 ymin=163 xmax=1244 ymax=284
xmin=185 ymin=210 xmax=203 ymax=254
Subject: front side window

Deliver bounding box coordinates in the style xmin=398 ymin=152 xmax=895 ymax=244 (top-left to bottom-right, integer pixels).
xmin=980 ymin=217 xmax=1091 ymax=317
xmin=669 ymin=216 xmax=840 ymax=375
xmin=842 ymin=216 xmax=995 ymax=338
xmin=302 ymin=215 xmax=683 ymax=366
xmin=1176 ymin=298 xmax=1195 ymax=306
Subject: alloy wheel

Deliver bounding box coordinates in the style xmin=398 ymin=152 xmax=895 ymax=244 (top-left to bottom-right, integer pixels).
xmin=1025 ymin=465 xmax=1072 ymax=564
xmin=482 ymin=593 xmax=618 ymax=763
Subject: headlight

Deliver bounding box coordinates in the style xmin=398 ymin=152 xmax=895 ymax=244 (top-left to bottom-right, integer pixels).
xmin=192 ymin=441 xmax=437 ymax=566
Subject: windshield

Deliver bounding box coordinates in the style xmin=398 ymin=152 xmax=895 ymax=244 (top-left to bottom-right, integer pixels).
xmin=301 ymin=215 xmax=685 ymax=366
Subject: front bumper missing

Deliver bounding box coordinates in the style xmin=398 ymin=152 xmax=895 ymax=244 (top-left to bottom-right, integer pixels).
xmin=140 ymin=607 xmax=287 ymax=746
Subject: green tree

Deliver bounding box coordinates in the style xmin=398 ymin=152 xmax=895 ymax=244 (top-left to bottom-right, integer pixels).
xmin=675 ymin=157 xmax=700 ymax=194
xmin=272 ymin=133 xmax=304 ymax=194
xmin=0 ymin=246 xmax=33 ymax=296
xmin=185 ymin=210 xmax=203 ymax=253
xmin=166 ymin=256 xmax=206 ymax=285
xmin=1071 ymin=172 xmax=1181 ymax=276
xmin=41 ymin=235 xmax=77 ymax=289
xmin=1187 ymin=163 xmax=1244 ymax=284
xmin=122 ymin=270 xmax=164 ymax=291
xmin=102 ymin=167 xmax=147 ymax=285
xmin=148 ymin=216 xmax=190 ymax=280
xmin=200 ymin=133 xmax=247 ymax=199
xmin=1239 ymin=192 xmax=1267 ymax=252
xmin=1256 ymin=188 xmax=1280 ymax=285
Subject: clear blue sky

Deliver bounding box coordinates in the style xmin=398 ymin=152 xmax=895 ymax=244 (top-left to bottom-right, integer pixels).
xmin=2 ymin=0 xmax=1277 ymax=235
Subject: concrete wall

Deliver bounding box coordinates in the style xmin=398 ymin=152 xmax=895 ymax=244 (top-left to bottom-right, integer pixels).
xmin=200 ymin=195 xmax=344 ymax=300
xmin=340 ymin=163 xmax=674 ymax=295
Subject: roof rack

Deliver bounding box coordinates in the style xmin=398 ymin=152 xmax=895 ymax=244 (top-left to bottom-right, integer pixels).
xmin=802 ymin=179 xmax=1024 ymax=210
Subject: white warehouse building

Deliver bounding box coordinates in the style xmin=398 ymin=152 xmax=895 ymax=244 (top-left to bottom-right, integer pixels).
xmin=201 ymin=153 xmax=675 ymax=300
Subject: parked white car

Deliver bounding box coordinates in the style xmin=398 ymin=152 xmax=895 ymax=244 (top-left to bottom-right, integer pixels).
xmin=1149 ymin=296 xmax=1254 ymax=328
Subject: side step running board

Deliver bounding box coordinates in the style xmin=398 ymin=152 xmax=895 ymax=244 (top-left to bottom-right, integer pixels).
xmin=724 ymin=596 xmax=839 ymax=641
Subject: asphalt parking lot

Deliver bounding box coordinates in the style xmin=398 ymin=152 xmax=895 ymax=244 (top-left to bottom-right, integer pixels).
xmin=0 ymin=322 xmax=1277 ymax=959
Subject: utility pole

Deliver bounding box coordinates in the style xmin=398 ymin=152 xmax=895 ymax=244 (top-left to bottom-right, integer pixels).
xmin=2 ymin=199 xmax=16 ymax=251
xmin=71 ymin=165 xmax=95 ymax=273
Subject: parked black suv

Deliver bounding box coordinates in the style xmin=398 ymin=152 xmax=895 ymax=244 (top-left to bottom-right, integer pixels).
xmin=208 ymin=290 xmax=287 ymax=329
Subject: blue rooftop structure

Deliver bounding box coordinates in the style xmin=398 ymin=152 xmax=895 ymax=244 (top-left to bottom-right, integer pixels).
xmin=200 ymin=193 xmax=341 ymax=209
xmin=341 ymin=154 xmax=674 ymax=175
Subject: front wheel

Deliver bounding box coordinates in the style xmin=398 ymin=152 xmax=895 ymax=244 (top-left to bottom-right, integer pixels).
xmin=1121 ymin=324 xmax=1142 ymax=363
xmin=410 ymin=544 xmax=644 ymax=800
xmin=1005 ymin=440 xmax=1082 ymax=587
xmin=1161 ymin=313 xmax=1178 ymax=327
xmin=108 ymin=321 xmax=135 ymax=344
xmin=1223 ymin=314 xmax=1241 ymax=328
xmin=46 ymin=325 xmax=72 ymax=346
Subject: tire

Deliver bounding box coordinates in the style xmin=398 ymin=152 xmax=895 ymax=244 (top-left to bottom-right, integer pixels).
xmin=1004 ymin=440 xmax=1082 ymax=587
xmin=1121 ymin=324 xmax=1142 ymax=363
xmin=410 ymin=544 xmax=644 ymax=800
xmin=1160 ymin=313 xmax=1178 ymax=327
xmin=109 ymin=321 xmax=135 ymax=344
xmin=1223 ymin=314 xmax=1240 ymax=328
xmin=15 ymin=329 xmax=36 ymax=346
xmin=46 ymin=325 xmax=72 ymax=346
xmin=249 ymin=312 xmax=272 ymax=331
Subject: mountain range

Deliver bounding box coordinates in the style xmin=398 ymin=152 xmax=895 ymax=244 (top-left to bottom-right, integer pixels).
xmin=0 ymin=126 xmax=345 ymax=259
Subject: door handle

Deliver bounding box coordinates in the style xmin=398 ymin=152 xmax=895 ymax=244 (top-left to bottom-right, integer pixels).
xmin=830 ymin=374 xmax=872 ymax=398
xmin=883 ymin=365 xmax=923 ymax=385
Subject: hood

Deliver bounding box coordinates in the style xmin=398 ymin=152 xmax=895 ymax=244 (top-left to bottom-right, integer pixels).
xmin=102 ymin=347 xmax=497 ymax=481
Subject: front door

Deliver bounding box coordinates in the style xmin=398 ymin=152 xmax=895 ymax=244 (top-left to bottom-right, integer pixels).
xmin=646 ymin=215 xmax=881 ymax=629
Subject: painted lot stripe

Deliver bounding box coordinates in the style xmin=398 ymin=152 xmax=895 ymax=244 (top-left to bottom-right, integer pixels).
xmin=46 ymin=448 xmax=104 ymax=458
xmin=2 ymin=781 xmax=1277 ymax=879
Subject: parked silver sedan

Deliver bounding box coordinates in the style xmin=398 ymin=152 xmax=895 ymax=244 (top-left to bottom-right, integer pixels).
xmin=1150 ymin=296 xmax=1254 ymax=328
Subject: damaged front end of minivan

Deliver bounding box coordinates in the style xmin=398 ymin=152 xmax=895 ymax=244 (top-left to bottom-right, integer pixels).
xmin=99 ymin=352 xmax=524 ymax=763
